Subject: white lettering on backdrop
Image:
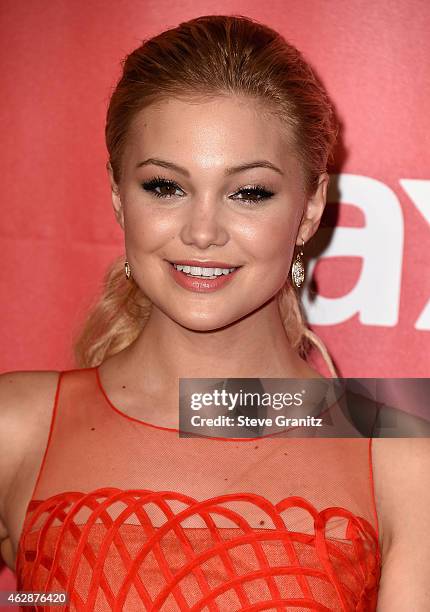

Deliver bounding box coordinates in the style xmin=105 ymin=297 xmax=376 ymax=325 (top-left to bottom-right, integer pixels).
xmin=399 ymin=179 xmax=430 ymax=330
xmin=303 ymin=174 xmax=429 ymax=330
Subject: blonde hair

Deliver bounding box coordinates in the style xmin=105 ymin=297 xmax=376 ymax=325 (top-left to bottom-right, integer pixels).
xmin=74 ymin=15 xmax=339 ymax=377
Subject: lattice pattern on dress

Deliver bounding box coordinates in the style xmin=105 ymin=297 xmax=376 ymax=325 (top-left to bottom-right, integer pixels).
xmin=17 ymin=487 xmax=380 ymax=611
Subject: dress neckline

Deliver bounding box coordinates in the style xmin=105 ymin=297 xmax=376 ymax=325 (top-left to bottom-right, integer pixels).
xmin=94 ymin=366 xmax=277 ymax=441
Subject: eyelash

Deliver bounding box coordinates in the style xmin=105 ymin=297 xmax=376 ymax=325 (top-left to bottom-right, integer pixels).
xmin=141 ymin=176 xmax=275 ymax=205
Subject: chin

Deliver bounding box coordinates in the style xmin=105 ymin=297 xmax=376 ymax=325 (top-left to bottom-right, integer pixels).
xmin=178 ymin=308 xmax=258 ymax=333
xmin=177 ymin=319 xmax=229 ymax=333
xmin=168 ymin=310 xmax=237 ymax=333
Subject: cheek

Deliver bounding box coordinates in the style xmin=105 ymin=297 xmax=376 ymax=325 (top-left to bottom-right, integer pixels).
xmin=123 ymin=205 xmax=176 ymax=253
xmin=245 ymin=213 xmax=298 ymax=266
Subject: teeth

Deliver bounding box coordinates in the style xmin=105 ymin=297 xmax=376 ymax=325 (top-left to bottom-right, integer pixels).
xmin=173 ymin=264 xmax=236 ymax=277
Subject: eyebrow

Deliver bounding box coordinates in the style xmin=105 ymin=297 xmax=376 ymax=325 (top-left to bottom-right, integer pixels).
xmin=135 ymin=157 xmax=284 ymax=177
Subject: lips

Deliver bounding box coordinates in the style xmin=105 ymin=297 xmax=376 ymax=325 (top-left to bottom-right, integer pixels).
xmin=168 ymin=260 xmax=241 ymax=268
xmin=167 ymin=260 xmax=241 ymax=293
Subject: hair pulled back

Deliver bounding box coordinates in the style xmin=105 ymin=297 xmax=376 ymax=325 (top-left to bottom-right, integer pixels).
xmin=74 ymin=14 xmax=338 ymax=375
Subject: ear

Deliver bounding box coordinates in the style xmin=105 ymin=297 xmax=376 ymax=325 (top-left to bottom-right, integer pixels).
xmin=106 ymin=161 xmax=124 ymax=230
xmin=296 ymin=172 xmax=329 ymax=245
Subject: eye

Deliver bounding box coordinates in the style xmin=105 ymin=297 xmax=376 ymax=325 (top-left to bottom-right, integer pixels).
xmin=141 ymin=177 xmax=275 ymax=205
xmin=231 ymin=184 xmax=275 ymax=205
xmin=141 ymin=176 xmax=184 ymax=199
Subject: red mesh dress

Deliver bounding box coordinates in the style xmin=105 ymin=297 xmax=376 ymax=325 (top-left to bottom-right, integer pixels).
xmin=16 ymin=368 xmax=381 ymax=611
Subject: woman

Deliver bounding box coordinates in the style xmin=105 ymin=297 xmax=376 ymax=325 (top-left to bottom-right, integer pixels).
xmin=1 ymin=14 xmax=429 ymax=611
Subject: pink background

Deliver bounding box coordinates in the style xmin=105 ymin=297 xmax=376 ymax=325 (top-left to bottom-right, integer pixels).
xmin=1 ymin=0 xmax=429 ymax=591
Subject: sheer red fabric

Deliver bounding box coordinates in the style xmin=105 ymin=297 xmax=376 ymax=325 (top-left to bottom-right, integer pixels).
xmin=16 ymin=368 xmax=381 ymax=610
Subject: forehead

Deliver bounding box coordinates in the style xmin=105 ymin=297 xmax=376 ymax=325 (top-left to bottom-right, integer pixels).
xmin=125 ymin=95 xmax=300 ymax=174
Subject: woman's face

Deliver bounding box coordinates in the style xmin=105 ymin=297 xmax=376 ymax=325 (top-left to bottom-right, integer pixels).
xmin=109 ymin=95 xmax=327 ymax=331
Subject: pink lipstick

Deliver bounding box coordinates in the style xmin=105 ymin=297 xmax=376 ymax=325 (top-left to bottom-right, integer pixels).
xmin=167 ymin=260 xmax=241 ymax=293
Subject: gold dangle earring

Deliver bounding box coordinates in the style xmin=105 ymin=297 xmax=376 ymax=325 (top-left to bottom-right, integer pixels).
xmin=124 ymin=260 xmax=131 ymax=280
xmin=291 ymin=239 xmax=305 ymax=288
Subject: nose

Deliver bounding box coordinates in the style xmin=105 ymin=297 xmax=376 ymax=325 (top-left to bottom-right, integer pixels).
xmin=179 ymin=197 xmax=229 ymax=249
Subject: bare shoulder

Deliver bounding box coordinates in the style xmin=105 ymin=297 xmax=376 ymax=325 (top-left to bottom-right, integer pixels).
xmin=372 ymin=437 xmax=430 ymax=554
xmin=0 ymin=369 xmax=60 ymax=483
xmin=371 ymin=438 xmax=430 ymax=608
xmin=0 ymin=369 xmax=60 ymax=408
xmin=0 ymin=370 xmax=60 ymax=534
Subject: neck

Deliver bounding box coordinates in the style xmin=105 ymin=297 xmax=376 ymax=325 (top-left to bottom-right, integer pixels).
xmin=117 ymin=298 xmax=322 ymax=397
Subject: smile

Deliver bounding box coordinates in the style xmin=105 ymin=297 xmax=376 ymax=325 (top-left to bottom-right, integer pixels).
xmin=167 ymin=261 xmax=241 ymax=293
xmin=172 ymin=263 xmax=237 ymax=279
